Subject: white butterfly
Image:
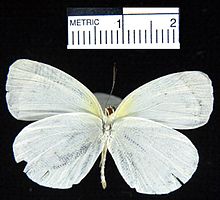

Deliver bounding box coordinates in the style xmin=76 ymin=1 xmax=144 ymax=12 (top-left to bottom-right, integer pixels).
xmin=6 ymin=59 xmax=213 ymax=194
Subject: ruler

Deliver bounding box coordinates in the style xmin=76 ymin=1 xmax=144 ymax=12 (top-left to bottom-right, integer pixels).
xmin=67 ymin=7 xmax=180 ymax=49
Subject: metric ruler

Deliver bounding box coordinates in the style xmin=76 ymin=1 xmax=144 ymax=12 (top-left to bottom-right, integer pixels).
xmin=67 ymin=7 xmax=180 ymax=49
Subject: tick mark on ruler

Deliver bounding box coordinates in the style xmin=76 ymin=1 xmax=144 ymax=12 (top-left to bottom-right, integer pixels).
xmin=78 ymin=31 xmax=80 ymax=45
xmin=150 ymin=21 xmax=153 ymax=43
xmin=89 ymin=31 xmax=91 ymax=44
xmin=161 ymin=29 xmax=164 ymax=43
xmin=133 ymin=30 xmax=135 ymax=44
xmin=116 ymin=30 xmax=119 ymax=44
xmin=167 ymin=29 xmax=169 ymax=43
xmin=139 ymin=30 xmax=141 ymax=44
xmin=122 ymin=15 xmax=124 ymax=44
xmin=145 ymin=30 xmax=147 ymax=43
xmin=128 ymin=30 xmax=130 ymax=44
xmin=156 ymin=29 xmax=158 ymax=43
xmin=111 ymin=30 xmax=113 ymax=44
xmin=83 ymin=31 xmax=85 ymax=45
xmin=72 ymin=31 xmax=74 ymax=45
xmin=100 ymin=30 xmax=102 ymax=44
xmin=105 ymin=30 xmax=108 ymax=44
xmin=173 ymin=29 xmax=175 ymax=43
xmin=94 ymin=26 xmax=96 ymax=44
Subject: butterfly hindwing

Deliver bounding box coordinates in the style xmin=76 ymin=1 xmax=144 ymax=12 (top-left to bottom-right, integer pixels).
xmin=108 ymin=117 xmax=199 ymax=194
xmin=13 ymin=112 xmax=104 ymax=188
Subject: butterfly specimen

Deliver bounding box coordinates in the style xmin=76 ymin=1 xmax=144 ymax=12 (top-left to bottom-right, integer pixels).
xmin=6 ymin=59 xmax=213 ymax=194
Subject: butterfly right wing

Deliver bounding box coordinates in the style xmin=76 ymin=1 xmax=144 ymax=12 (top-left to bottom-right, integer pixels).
xmin=108 ymin=116 xmax=199 ymax=194
xmin=6 ymin=59 xmax=102 ymax=121
xmin=115 ymin=71 xmax=213 ymax=129
xmin=13 ymin=112 xmax=104 ymax=189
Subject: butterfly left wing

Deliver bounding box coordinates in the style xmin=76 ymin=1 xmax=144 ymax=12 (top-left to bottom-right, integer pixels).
xmin=13 ymin=112 xmax=104 ymax=189
xmin=114 ymin=71 xmax=213 ymax=129
xmin=6 ymin=59 xmax=103 ymax=121
xmin=108 ymin=117 xmax=199 ymax=194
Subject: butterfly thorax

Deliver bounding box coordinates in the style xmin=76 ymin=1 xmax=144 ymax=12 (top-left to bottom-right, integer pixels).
xmin=103 ymin=106 xmax=116 ymax=131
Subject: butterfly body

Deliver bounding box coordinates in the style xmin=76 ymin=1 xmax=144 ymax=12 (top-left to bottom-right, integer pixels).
xmin=100 ymin=106 xmax=116 ymax=189
xmin=6 ymin=59 xmax=213 ymax=194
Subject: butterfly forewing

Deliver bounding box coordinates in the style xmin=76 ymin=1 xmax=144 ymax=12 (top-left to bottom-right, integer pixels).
xmin=114 ymin=71 xmax=213 ymax=129
xmin=6 ymin=59 xmax=103 ymax=121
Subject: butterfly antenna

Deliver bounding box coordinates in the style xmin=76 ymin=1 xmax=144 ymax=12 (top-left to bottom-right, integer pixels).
xmin=105 ymin=62 xmax=117 ymax=108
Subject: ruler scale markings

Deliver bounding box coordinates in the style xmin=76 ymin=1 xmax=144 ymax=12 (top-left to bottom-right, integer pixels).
xmin=67 ymin=7 xmax=179 ymax=49
xmin=150 ymin=20 xmax=152 ymax=43
xmin=139 ymin=30 xmax=141 ymax=44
